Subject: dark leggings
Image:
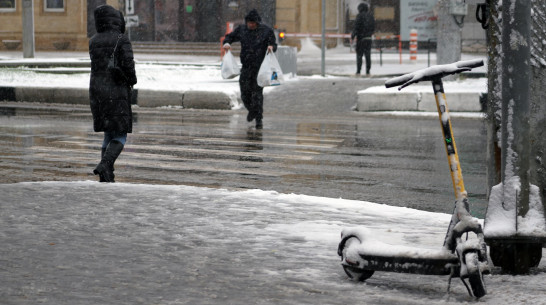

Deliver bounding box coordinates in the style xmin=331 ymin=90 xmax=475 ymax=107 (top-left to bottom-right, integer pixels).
xmin=239 ymin=67 xmax=264 ymax=120
xmin=356 ymin=38 xmax=372 ymax=74
xmin=102 ymin=131 xmax=127 ymax=149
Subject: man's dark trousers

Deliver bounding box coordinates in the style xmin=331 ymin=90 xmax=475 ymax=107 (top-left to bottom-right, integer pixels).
xmin=239 ymin=66 xmax=263 ymax=121
xmin=356 ymin=38 xmax=372 ymax=75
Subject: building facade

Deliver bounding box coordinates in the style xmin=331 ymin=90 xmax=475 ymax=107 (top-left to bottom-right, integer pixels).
xmin=0 ymin=0 xmax=129 ymax=51
xmin=127 ymin=0 xmax=275 ymax=42
xmin=0 ymin=0 xmax=485 ymax=52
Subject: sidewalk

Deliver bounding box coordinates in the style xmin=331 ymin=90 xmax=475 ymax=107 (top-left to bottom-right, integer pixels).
xmin=0 ymin=42 xmax=488 ymax=111
xmin=0 ymin=50 xmax=239 ymax=110
xmin=1 ymin=181 xmax=544 ymax=304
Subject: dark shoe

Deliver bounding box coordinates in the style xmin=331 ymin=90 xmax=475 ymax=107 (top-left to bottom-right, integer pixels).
xmin=256 ymin=119 xmax=263 ymax=129
xmin=94 ymin=140 xmax=124 ymax=183
xmin=94 ymin=162 xmax=115 ymax=183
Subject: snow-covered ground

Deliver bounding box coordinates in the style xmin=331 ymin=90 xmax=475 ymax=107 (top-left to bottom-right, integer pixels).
xmin=0 ymin=38 xmax=487 ymax=94
xmin=0 ymin=43 xmax=489 ymax=112
xmin=1 ymin=181 xmax=545 ymax=304
xmin=3 ymin=42 xmax=543 ymax=304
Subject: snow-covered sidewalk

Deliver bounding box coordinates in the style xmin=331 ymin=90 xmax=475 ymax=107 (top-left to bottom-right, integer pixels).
xmin=0 ymin=40 xmax=488 ymax=111
xmin=1 ymin=181 xmax=545 ymax=304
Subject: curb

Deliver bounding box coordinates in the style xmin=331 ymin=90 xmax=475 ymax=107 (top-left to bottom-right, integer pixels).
xmin=0 ymin=86 xmax=234 ymax=110
xmin=356 ymin=91 xmax=485 ymax=112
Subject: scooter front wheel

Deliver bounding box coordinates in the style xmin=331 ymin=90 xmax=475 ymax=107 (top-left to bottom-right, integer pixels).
xmin=465 ymin=252 xmax=487 ymax=298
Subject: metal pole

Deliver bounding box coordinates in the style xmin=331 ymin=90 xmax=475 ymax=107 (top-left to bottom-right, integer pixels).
xmin=428 ymin=39 xmax=431 ymax=67
xmin=501 ymin=0 xmax=531 ymax=217
xmin=22 ymin=0 xmax=35 ymax=58
xmin=321 ymin=0 xmax=326 ymax=77
xmin=436 ymin=0 xmax=462 ymax=66
xmin=485 ymin=0 xmax=502 ymax=197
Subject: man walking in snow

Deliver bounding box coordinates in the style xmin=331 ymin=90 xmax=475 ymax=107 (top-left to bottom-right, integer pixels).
xmin=223 ymin=9 xmax=277 ymax=129
xmin=351 ymin=3 xmax=375 ymax=76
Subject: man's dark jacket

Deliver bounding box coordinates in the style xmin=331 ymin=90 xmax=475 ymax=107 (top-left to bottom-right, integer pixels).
xmin=351 ymin=6 xmax=375 ymax=40
xmin=89 ymin=5 xmax=137 ymax=133
xmin=223 ymin=10 xmax=277 ymax=70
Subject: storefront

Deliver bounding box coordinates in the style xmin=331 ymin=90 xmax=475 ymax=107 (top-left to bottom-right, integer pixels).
xmin=127 ymin=0 xmax=276 ymax=42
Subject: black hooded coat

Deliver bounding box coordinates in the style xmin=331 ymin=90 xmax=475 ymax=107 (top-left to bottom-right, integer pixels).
xmin=89 ymin=5 xmax=137 ymax=133
xmin=351 ymin=3 xmax=375 ymax=40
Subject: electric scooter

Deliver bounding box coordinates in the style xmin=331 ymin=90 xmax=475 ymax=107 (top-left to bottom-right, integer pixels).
xmin=338 ymin=59 xmax=490 ymax=298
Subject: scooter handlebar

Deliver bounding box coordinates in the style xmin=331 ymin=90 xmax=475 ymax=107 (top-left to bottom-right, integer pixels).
xmin=385 ymin=59 xmax=484 ymax=90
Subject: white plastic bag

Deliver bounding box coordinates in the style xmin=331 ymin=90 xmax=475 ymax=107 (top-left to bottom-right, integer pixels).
xmin=221 ymin=50 xmax=240 ymax=79
xmin=257 ymin=52 xmax=284 ymax=87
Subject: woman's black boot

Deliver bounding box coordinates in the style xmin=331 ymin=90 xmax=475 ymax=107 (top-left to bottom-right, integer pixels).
xmin=94 ymin=140 xmax=124 ymax=183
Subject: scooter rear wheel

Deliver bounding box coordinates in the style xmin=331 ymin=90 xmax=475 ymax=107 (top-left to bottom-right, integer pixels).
xmin=340 ymin=236 xmax=375 ymax=281
xmin=342 ymin=265 xmax=375 ymax=281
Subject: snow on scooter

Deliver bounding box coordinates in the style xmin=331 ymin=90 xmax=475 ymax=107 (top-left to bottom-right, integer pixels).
xmin=338 ymin=59 xmax=490 ymax=298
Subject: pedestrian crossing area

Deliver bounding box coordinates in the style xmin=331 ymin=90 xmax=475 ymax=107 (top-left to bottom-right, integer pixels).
xmin=0 ymin=102 xmax=488 ymax=213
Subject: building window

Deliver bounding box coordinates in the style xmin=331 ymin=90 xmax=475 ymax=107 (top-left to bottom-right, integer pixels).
xmin=45 ymin=0 xmax=65 ymax=12
xmin=0 ymin=0 xmax=16 ymax=12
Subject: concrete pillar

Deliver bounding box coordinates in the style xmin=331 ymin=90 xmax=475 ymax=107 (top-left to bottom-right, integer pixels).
xmin=436 ymin=0 xmax=462 ymax=66
xmin=321 ymin=0 xmax=326 ymax=77
xmin=22 ymin=0 xmax=35 ymax=58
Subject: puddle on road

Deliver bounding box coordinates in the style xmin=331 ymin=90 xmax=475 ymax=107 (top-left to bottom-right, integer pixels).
xmin=0 ymin=104 xmax=489 ymax=216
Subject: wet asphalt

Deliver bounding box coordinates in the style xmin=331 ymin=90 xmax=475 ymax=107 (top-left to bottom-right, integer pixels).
xmin=0 ymin=77 xmax=489 ymax=216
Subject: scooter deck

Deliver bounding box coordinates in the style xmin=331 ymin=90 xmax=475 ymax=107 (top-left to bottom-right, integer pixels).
xmin=349 ymin=253 xmax=459 ymax=276
xmin=339 ymin=231 xmax=460 ymax=276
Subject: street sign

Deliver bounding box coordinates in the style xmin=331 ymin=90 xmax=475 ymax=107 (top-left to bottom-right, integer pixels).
xmin=125 ymin=0 xmax=135 ymax=15
xmin=125 ymin=15 xmax=139 ymax=28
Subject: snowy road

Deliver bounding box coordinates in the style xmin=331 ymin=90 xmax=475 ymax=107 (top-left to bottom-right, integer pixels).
xmin=0 ymin=101 xmax=489 ymax=215
xmin=1 ymin=182 xmax=545 ymax=305
xmin=2 ymin=46 xmax=541 ymax=304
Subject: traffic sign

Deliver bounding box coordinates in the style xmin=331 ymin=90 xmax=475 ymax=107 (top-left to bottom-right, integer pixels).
xmin=125 ymin=0 xmax=134 ymax=15
xmin=125 ymin=15 xmax=139 ymax=28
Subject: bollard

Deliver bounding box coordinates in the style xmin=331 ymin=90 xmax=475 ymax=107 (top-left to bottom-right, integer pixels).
xmin=276 ymin=46 xmax=297 ymax=76
xmin=409 ymin=29 xmax=418 ymax=62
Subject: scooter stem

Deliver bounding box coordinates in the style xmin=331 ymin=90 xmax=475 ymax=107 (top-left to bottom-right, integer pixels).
xmin=431 ymin=78 xmax=467 ymax=201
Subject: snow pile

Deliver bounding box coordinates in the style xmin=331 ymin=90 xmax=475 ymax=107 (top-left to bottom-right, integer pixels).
xmin=0 ymin=63 xmax=241 ymax=93
xmin=484 ymin=182 xmax=517 ymax=237
xmin=519 ymin=184 xmax=546 ymax=235
xmin=484 ymin=179 xmax=546 ymax=238
xmin=297 ymin=37 xmax=322 ymax=58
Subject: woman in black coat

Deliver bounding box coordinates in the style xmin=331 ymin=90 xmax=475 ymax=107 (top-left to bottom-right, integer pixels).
xmin=89 ymin=5 xmax=137 ymax=182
